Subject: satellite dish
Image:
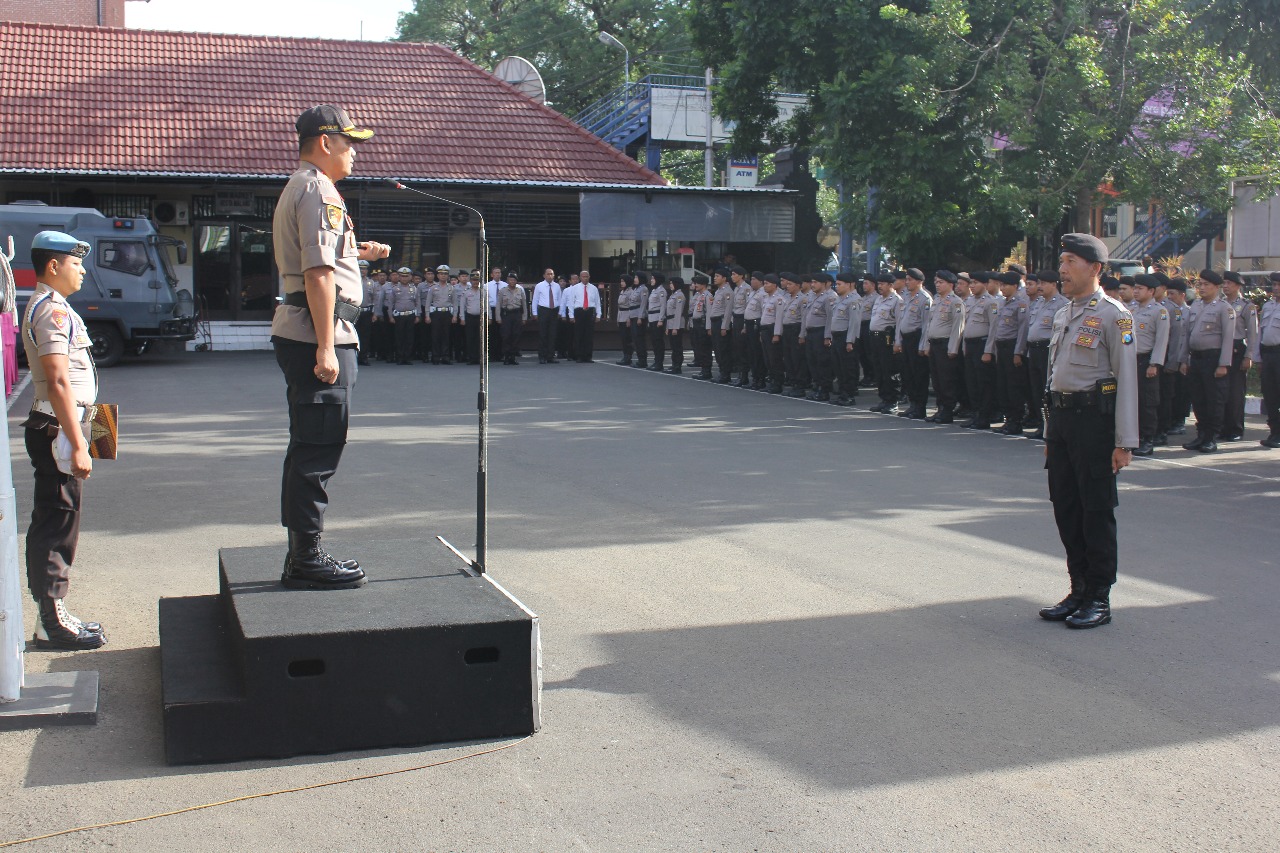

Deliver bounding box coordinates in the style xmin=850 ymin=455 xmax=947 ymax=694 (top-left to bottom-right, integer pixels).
xmin=494 ymin=56 xmax=547 ymax=104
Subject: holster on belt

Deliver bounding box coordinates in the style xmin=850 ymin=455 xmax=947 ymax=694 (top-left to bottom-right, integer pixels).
xmin=1096 ymin=377 xmax=1117 ymax=415
xmin=282 ymin=291 xmax=361 ymax=323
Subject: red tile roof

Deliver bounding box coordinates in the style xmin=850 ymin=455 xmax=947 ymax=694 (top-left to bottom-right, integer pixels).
xmin=0 ymin=21 xmax=666 ymax=186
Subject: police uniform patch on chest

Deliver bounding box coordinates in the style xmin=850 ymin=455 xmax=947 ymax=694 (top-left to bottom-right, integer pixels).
xmin=1138 ymin=323 xmax=1146 ymax=330
xmin=324 ymin=205 xmax=344 ymax=231
xmin=1075 ymin=331 xmax=1096 ymax=346
xmin=1116 ymin=317 xmax=1133 ymax=332
xmin=1082 ymin=316 xmax=1101 ymax=329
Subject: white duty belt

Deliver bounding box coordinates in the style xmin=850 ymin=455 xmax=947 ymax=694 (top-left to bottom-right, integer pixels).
xmin=32 ymin=400 xmax=95 ymax=423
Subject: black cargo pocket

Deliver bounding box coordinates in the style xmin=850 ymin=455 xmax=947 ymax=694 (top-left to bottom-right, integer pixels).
xmin=294 ymin=387 xmax=349 ymax=445
xmin=1085 ymin=462 xmax=1118 ymax=510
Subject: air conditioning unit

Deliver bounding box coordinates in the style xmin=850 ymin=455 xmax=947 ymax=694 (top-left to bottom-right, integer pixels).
xmin=153 ymin=199 xmax=190 ymax=226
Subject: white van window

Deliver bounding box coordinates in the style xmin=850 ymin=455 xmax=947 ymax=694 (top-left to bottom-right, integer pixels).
xmin=98 ymin=240 xmax=150 ymax=276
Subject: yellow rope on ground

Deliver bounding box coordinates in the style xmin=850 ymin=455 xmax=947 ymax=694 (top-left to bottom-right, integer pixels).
xmin=0 ymin=736 xmax=531 ymax=848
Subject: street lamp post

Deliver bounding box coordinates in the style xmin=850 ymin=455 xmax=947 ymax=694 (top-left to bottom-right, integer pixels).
xmin=597 ymin=31 xmax=630 ymax=83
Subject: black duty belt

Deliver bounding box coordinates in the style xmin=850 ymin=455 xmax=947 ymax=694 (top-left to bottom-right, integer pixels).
xmin=928 ymin=337 xmax=949 ymax=344
xmin=1262 ymin=344 xmax=1280 ymax=354
xmin=392 ymin=310 xmax=416 ymax=317
xmin=1028 ymin=340 xmax=1050 ymax=349
xmin=1190 ymin=348 xmax=1219 ymax=357
xmin=1051 ymin=390 xmax=1098 ymax=409
xmin=282 ymin=291 xmax=362 ymax=323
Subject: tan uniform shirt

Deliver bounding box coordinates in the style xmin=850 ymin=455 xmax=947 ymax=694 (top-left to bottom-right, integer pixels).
xmin=270 ymin=163 xmax=362 ymax=345
xmin=22 ymin=284 xmax=97 ymax=406
xmin=1047 ymin=289 xmax=1139 ymax=449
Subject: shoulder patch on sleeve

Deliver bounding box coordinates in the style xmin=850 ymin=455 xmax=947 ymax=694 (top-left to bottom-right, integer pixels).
xmin=1116 ymin=317 xmax=1133 ymax=332
xmin=50 ymin=308 xmax=67 ymax=329
xmin=1159 ymin=310 xmax=1168 ymax=320
xmin=324 ymin=204 xmax=344 ymax=231
xmin=1122 ymin=332 xmax=1134 ymax=345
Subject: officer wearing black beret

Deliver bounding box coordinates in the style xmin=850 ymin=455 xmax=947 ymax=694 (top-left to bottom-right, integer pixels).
xmin=271 ymin=105 xmax=388 ymax=589
xmin=1040 ymin=233 xmax=1137 ymax=629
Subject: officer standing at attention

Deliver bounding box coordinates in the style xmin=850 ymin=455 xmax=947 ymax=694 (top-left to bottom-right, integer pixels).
xmin=829 ymin=272 xmax=862 ymax=405
xmin=272 ymin=104 xmax=388 ymax=589
xmin=893 ymin=268 xmax=933 ymax=419
xmin=386 ymin=265 xmax=420 ymax=365
xmin=615 ymin=275 xmax=638 ymax=366
xmin=740 ymin=272 xmax=767 ymax=388
xmin=425 ymin=267 xmax=456 ymax=364
xmin=777 ymin=273 xmax=807 ymax=394
xmin=646 ymin=273 xmax=667 ymax=371
xmin=1220 ymin=270 xmax=1259 ymax=442
xmin=759 ymin=274 xmax=786 ymax=393
xmin=1019 ymin=271 xmax=1067 ymax=439
xmin=356 ymin=259 xmax=375 ymax=365
xmin=459 ymin=273 xmax=487 ymax=364
xmin=20 ymin=232 xmax=105 ymax=648
xmin=1130 ymin=275 xmax=1171 ymax=455
xmin=1180 ymin=270 xmax=1236 ymax=453
xmin=570 ymin=269 xmax=601 ymax=362
xmin=800 ymin=273 xmax=836 ymax=401
xmin=664 ymin=277 xmax=687 ymax=373
xmin=867 ymin=273 xmax=903 ymax=412
xmin=708 ymin=268 xmax=734 ymax=382
xmin=632 ymin=274 xmax=650 ymax=369
xmin=987 ymin=272 xmax=1030 ymax=434
xmin=531 ymin=268 xmax=561 ymax=364
xmin=689 ymin=274 xmax=711 ymax=378
xmin=961 ymin=271 xmax=998 ymax=429
xmin=729 ymin=266 xmax=752 ymax=382
xmin=1041 ymin=233 xmax=1137 ymax=629
xmin=1257 ymin=272 xmax=1280 ymax=448
xmin=498 ymin=271 xmax=527 ymax=364
xmin=923 ymin=270 xmax=964 ymax=423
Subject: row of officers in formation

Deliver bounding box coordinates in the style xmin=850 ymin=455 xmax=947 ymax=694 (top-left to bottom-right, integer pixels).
xmin=601 ymin=264 xmax=1280 ymax=455
xmin=353 ymin=260 xmax=1280 ymax=454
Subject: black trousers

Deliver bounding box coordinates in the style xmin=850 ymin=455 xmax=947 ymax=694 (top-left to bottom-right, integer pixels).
xmin=1222 ymin=341 xmax=1249 ymax=436
xmin=573 ymin=308 xmax=596 ymax=362
xmin=763 ymin=325 xmax=784 ymax=389
xmin=781 ymin=323 xmax=805 ymax=387
xmin=831 ymin=330 xmax=853 ymax=396
xmin=691 ymin=319 xmax=709 ymax=371
xmin=452 ymin=318 xmax=467 ymax=362
xmin=963 ymin=339 xmax=995 ymax=424
xmin=731 ymin=314 xmax=747 ymax=376
xmin=927 ymin=339 xmax=960 ymax=414
xmin=25 ymin=426 xmax=82 ymax=602
xmin=995 ymin=339 xmax=1028 ymax=427
xmin=536 ymin=310 xmax=558 ymax=362
xmin=1026 ymin=342 xmax=1050 ymax=428
xmin=857 ymin=321 xmax=874 ymax=383
xmin=1136 ymin=352 xmax=1160 ymax=442
xmin=1261 ymin=346 xmax=1280 ymax=434
xmin=1188 ymin=350 xmax=1228 ymax=439
xmin=633 ymin=319 xmax=648 ymax=365
xmin=743 ymin=319 xmax=763 ymax=385
xmin=501 ymin=310 xmax=523 ymax=359
xmin=618 ymin=321 xmax=634 ymax=361
xmin=1158 ymin=368 xmax=1177 ymax=434
xmin=376 ymin=314 xmax=394 ymax=361
xmin=804 ymin=327 xmax=832 ymax=391
xmin=667 ymin=328 xmax=684 ymax=368
xmin=869 ymin=327 xmax=898 ymax=403
xmin=711 ymin=316 xmax=732 ymax=379
xmin=649 ymin=319 xmax=666 ymax=367
xmin=393 ymin=314 xmax=416 ymax=362
xmin=274 ymin=339 xmax=357 ymax=536
xmin=556 ymin=313 xmax=573 ymax=359
xmin=900 ymin=330 xmax=928 ymax=411
xmin=355 ymin=309 xmax=374 ymax=361
xmin=429 ymin=310 xmax=452 ymax=362
xmin=1045 ymin=404 xmax=1119 ymax=589
xmin=415 ymin=314 xmax=431 ymax=360
xmin=465 ymin=314 xmax=482 ymax=363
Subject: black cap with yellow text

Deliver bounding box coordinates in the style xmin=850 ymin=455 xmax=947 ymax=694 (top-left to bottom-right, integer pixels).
xmin=296 ymin=104 xmax=374 ymax=142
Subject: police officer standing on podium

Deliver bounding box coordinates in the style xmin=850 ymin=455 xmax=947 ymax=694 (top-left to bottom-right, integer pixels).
xmin=272 ymin=104 xmax=388 ymax=589
xmin=1041 ymin=234 xmax=1138 ymax=629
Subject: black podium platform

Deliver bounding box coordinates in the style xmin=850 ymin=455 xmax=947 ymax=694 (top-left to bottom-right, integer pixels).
xmin=159 ymin=542 xmax=540 ymax=765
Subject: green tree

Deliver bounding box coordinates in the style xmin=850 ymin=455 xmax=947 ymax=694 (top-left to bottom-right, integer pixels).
xmin=689 ymin=0 xmax=1280 ymax=271
xmin=396 ymin=0 xmax=694 ymax=119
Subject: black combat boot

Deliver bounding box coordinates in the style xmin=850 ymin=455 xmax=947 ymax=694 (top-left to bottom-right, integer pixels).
xmin=1038 ymin=578 xmax=1087 ymax=621
xmin=1065 ymin=584 xmax=1112 ymax=629
xmin=282 ymin=532 xmax=366 ymax=590
xmin=33 ymin=598 xmax=106 ymax=650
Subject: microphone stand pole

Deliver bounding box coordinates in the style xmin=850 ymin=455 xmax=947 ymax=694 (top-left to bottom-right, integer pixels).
xmin=388 ymin=180 xmax=488 ymax=573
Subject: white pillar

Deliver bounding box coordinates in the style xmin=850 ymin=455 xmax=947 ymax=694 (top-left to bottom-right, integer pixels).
xmin=704 ymin=68 xmax=714 ymax=188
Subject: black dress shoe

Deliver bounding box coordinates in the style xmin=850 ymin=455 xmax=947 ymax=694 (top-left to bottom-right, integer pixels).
xmin=33 ymin=598 xmax=106 ymax=650
xmin=1152 ymin=433 xmax=1168 ymax=446
xmin=1181 ymin=436 xmax=1206 ymax=450
xmin=906 ymin=409 xmax=925 ymax=420
xmin=925 ymin=414 xmax=939 ymax=422
xmin=964 ymin=421 xmax=991 ymax=430
xmin=616 ymin=359 xmax=631 ymax=365
xmin=954 ymin=408 xmax=973 ymax=419
xmin=785 ymin=389 xmax=808 ymax=398
xmin=1167 ymin=424 xmax=1186 ymax=435
xmin=1134 ymin=442 xmax=1154 ymax=457
xmin=766 ymin=386 xmax=781 ymax=394
xmin=1065 ymin=586 xmax=1111 ymax=629
xmin=996 ymin=424 xmax=1024 ymax=435
xmin=1198 ymin=440 xmax=1218 ymax=453
xmin=1026 ymin=428 xmax=1045 ymax=440
xmin=1261 ymin=434 xmax=1280 ymax=449
xmin=934 ymin=415 xmax=954 ymax=424
xmin=1039 ymin=582 xmax=1086 ymax=621
xmin=548 ymin=359 xmax=560 ymax=364
xmin=282 ymin=534 xmax=366 ymax=590
xmin=1218 ymin=433 xmax=1243 ymax=442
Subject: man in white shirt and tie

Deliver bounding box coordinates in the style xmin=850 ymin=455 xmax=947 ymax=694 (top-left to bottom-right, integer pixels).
xmin=531 ymin=267 xmax=562 ymax=363
xmin=568 ymin=269 xmax=601 ymax=362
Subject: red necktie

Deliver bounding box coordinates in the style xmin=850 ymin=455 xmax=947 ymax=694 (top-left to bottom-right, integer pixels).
xmin=583 ymin=285 xmax=589 ymax=310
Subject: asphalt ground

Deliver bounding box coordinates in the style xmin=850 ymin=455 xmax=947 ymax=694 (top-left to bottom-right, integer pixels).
xmin=0 ymin=349 xmax=1277 ymax=851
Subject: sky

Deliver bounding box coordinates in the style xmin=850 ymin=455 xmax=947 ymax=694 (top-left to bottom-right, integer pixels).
xmin=127 ymin=0 xmax=415 ymax=42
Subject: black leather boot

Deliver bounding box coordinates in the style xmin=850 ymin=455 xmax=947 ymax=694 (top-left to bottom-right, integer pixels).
xmin=282 ymin=533 xmax=366 ymax=590
xmin=33 ymin=598 xmax=106 ymax=650
xmin=1038 ymin=578 xmax=1087 ymax=621
xmin=1065 ymin=585 xmax=1112 ymax=629
xmin=284 ymin=531 xmax=360 ymax=574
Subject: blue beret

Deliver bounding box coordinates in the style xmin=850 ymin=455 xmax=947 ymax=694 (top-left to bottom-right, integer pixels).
xmin=1059 ymin=232 xmax=1108 ymax=265
xmin=32 ymin=230 xmax=90 ymax=258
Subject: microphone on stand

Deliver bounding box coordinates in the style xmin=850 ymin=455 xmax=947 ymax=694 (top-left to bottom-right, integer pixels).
xmin=386 ymin=178 xmax=490 ymax=575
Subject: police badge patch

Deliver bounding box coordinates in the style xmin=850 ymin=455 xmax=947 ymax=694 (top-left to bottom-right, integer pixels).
xmin=324 ymin=204 xmax=344 ymax=231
